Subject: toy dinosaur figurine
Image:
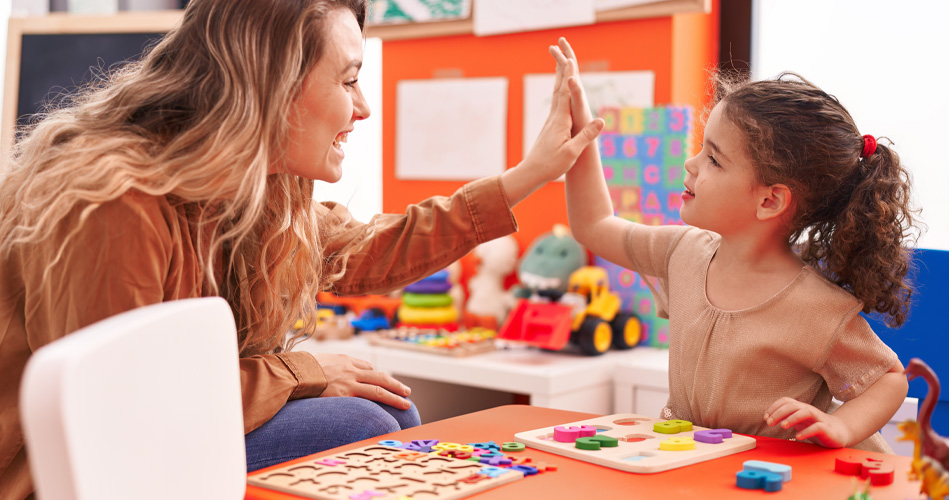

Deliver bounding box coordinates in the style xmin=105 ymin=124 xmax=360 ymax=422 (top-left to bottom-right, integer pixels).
xmin=900 ymin=358 xmax=949 ymax=500
xmin=905 ymin=358 xmax=949 ymax=468
xmin=899 ymin=420 xmax=949 ymax=500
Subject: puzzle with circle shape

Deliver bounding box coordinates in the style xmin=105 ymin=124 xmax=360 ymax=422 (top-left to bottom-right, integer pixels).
xmin=246 ymin=445 xmax=524 ymax=500
xmin=513 ymin=413 xmax=756 ymax=473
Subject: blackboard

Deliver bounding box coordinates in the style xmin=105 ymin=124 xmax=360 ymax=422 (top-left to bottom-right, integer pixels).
xmin=1 ymin=11 xmax=183 ymax=156
xmin=16 ymin=32 xmax=164 ymax=128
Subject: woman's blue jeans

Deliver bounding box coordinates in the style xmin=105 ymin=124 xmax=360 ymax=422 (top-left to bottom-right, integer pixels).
xmin=244 ymin=397 xmax=421 ymax=471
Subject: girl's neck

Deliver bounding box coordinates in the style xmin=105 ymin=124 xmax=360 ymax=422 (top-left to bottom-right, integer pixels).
xmin=714 ymin=227 xmax=800 ymax=272
xmin=705 ymin=231 xmax=804 ymax=312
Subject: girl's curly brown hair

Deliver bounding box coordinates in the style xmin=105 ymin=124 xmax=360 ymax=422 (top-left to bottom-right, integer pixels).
xmin=714 ymin=72 xmax=920 ymax=327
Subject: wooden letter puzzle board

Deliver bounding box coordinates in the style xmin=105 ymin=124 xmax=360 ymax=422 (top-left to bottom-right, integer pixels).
xmin=514 ymin=413 xmax=756 ymax=473
xmin=367 ymin=328 xmax=496 ymax=357
xmin=247 ymin=445 xmax=523 ymax=499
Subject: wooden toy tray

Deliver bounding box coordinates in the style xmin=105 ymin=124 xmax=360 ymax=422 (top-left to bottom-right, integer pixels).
xmin=514 ymin=413 xmax=756 ymax=474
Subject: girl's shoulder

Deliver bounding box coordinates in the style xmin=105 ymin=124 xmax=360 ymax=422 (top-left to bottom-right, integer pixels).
xmin=663 ymin=225 xmax=719 ymax=258
xmin=794 ymin=265 xmax=865 ymax=313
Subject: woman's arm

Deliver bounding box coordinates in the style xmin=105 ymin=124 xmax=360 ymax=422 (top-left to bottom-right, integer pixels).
xmin=325 ymin=40 xmax=605 ymax=296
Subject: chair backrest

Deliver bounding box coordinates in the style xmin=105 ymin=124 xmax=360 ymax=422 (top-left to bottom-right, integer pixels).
xmin=20 ymin=297 xmax=246 ymax=500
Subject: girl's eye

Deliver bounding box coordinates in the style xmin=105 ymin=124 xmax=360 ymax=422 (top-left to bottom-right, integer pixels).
xmin=708 ymin=154 xmax=720 ymax=167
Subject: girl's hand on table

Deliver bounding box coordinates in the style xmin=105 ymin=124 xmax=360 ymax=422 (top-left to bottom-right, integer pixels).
xmin=312 ymin=352 xmax=412 ymax=410
xmin=764 ymin=396 xmax=851 ymax=448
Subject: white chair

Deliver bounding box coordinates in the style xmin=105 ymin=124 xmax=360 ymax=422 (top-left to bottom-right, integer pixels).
xmin=20 ymin=297 xmax=246 ymax=500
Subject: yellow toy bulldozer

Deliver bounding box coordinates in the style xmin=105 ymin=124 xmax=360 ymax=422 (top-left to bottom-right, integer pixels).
xmin=565 ymin=266 xmax=643 ymax=355
xmin=499 ymin=266 xmax=642 ymax=356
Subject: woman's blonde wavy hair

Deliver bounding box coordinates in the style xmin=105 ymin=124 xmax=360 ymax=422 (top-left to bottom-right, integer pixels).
xmin=0 ymin=0 xmax=367 ymax=355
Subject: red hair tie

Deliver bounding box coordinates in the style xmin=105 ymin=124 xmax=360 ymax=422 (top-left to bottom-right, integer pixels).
xmin=861 ymin=135 xmax=877 ymax=158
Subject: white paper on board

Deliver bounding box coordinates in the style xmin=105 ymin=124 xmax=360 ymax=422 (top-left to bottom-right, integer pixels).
xmin=12 ymin=0 xmax=50 ymax=16
xmin=473 ymin=0 xmax=596 ymax=37
xmin=68 ymin=0 xmax=119 ymax=14
xmin=396 ymin=77 xmax=508 ymax=181
xmin=595 ymin=0 xmax=660 ymax=11
xmin=523 ymin=71 xmax=655 ymax=163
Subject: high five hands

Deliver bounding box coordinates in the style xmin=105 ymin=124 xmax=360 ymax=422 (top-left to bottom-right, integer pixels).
xmin=502 ymin=37 xmax=604 ymax=205
xmin=548 ymin=37 xmax=598 ymax=137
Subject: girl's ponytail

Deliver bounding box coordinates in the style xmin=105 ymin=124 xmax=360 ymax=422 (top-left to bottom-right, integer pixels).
xmin=802 ymin=139 xmax=917 ymax=327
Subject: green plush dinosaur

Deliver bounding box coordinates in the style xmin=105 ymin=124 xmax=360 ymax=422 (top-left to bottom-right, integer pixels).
xmin=513 ymin=224 xmax=587 ymax=301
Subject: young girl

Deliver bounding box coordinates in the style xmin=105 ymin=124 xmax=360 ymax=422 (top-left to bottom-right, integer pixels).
xmin=554 ymin=38 xmax=917 ymax=452
xmin=0 ymin=2 xmax=602 ymax=497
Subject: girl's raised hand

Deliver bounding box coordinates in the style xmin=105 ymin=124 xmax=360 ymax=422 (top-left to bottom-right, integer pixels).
xmin=548 ymin=37 xmax=596 ymax=135
xmin=764 ymin=397 xmax=852 ymax=448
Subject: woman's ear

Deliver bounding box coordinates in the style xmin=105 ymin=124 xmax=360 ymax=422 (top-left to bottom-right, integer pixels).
xmin=756 ymin=183 xmax=793 ymax=221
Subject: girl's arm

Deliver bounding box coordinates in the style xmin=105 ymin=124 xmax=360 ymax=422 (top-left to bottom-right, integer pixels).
xmin=764 ymin=361 xmax=908 ymax=448
xmin=553 ymin=39 xmax=638 ymax=270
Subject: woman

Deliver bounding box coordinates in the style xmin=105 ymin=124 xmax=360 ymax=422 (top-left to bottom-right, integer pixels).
xmin=0 ymin=0 xmax=602 ymax=497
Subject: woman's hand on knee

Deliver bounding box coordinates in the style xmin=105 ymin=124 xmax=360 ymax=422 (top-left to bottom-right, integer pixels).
xmin=312 ymin=353 xmax=412 ymax=410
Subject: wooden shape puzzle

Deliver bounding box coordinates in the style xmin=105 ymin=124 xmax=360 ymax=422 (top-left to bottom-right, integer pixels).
xmin=247 ymin=445 xmax=524 ymax=500
xmin=367 ymin=328 xmax=496 ymax=357
xmin=514 ymin=413 xmax=756 ymax=474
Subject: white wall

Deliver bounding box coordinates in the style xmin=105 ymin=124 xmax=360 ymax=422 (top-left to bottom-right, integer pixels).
xmin=752 ymin=0 xmax=949 ymax=250
xmin=1 ymin=2 xmax=10 ymax=103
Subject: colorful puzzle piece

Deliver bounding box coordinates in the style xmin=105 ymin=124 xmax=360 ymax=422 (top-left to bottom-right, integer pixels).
xmin=514 ymin=413 xmax=755 ymax=473
xmin=659 ymin=437 xmax=695 ymax=451
xmin=834 ymin=456 xmax=895 ymax=486
xmin=743 ymin=460 xmax=791 ymax=482
xmin=501 ymin=442 xmax=525 ymax=452
xmin=576 ymin=435 xmax=620 ymax=450
xmin=693 ymin=429 xmax=733 ymax=444
xmin=736 ymin=470 xmax=784 ymax=492
xmin=653 ymin=419 xmax=693 ymax=434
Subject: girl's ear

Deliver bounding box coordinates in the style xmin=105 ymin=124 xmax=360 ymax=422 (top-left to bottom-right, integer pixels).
xmin=756 ymin=183 xmax=793 ymax=221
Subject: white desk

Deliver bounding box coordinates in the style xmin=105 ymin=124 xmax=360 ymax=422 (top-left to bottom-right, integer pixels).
xmin=292 ymin=336 xmax=669 ymax=419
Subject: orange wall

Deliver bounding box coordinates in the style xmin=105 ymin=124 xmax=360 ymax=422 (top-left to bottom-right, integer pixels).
xmin=381 ymin=4 xmax=719 ymax=254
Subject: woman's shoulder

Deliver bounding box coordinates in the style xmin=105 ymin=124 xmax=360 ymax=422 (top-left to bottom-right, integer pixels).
xmin=76 ymin=191 xmax=186 ymax=250
xmin=94 ymin=191 xmax=181 ymax=226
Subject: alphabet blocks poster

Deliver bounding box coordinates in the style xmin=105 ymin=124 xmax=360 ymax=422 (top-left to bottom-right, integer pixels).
xmin=594 ymin=106 xmax=693 ymax=348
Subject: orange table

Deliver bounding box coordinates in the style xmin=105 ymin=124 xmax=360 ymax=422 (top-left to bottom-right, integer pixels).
xmin=245 ymin=405 xmax=923 ymax=500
